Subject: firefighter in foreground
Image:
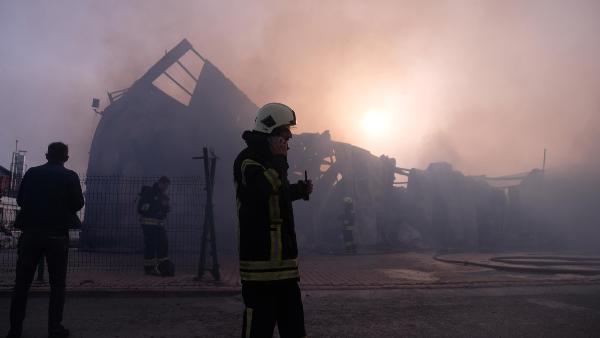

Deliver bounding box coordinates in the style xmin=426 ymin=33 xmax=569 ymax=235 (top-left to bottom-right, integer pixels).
xmin=340 ymin=197 xmax=357 ymax=254
xmin=234 ymin=102 xmax=312 ymax=338
xmin=137 ymin=176 xmax=174 ymax=276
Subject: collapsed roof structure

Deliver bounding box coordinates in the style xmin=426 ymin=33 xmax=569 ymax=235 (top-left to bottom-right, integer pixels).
xmin=85 ymin=39 xmax=568 ymax=253
xmin=83 ymin=39 xmax=418 ymax=252
xmin=87 ymin=39 xmax=256 ymax=178
xmin=84 ymin=39 xmax=256 ymax=250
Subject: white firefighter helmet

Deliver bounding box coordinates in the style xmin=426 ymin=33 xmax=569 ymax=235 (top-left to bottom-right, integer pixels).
xmin=253 ymin=102 xmax=297 ymax=134
xmin=343 ymin=197 xmax=353 ymax=204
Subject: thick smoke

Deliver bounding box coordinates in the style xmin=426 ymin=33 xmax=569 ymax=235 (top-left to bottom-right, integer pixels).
xmin=1 ymin=0 xmax=600 ymax=178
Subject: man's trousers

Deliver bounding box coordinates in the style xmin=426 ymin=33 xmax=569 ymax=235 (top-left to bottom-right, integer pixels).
xmin=9 ymin=231 xmax=69 ymax=335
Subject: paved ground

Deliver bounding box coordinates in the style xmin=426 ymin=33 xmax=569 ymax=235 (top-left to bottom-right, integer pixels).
xmin=2 ymin=252 xmax=599 ymax=337
xmin=1 ymin=252 xmax=599 ymax=293
xmin=1 ymin=285 xmax=599 ymax=337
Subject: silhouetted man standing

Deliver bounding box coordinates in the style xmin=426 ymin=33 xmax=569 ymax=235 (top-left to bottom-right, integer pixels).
xmin=7 ymin=142 xmax=84 ymax=338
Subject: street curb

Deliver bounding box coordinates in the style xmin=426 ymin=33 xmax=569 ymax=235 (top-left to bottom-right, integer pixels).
xmin=2 ymin=279 xmax=600 ymax=296
xmin=434 ymin=254 xmax=600 ymax=276
xmin=0 ymin=287 xmax=242 ymax=297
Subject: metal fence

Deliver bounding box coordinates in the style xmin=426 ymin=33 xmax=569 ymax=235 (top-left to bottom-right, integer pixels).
xmin=0 ymin=176 xmax=206 ymax=273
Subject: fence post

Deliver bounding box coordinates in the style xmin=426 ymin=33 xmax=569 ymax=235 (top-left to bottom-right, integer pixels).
xmin=192 ymin=147 xmax=220 ymax=281
xmin=36 ymin=257 xmax=44 ymax=282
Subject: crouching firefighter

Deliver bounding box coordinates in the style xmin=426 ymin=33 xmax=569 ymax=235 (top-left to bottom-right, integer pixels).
xmin=234 ymin=102 xmax=313 ymax=338
xmin=137 ymin=176 xmax=174 ymax=276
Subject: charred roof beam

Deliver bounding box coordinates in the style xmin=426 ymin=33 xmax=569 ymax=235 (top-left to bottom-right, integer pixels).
xmin=176 ymin=60 xmax=199 ymax=82
xmin=395 ymin=167 xmax=411 ymax=176
xmin=163 ymin=70 xmax=194 ymax=97
xmin=107 ymin=88 xmax=129 ymax=104
xmin=134 ymin=39 xmax=205 ymax=89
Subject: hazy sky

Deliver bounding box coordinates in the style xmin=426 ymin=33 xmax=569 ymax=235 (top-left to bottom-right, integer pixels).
xmin=1 ymin=0 xmax=599 ymax=176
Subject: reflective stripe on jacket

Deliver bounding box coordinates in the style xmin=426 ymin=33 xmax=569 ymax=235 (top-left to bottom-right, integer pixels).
xmin=139 ymin=217 xmax=164 ymax=226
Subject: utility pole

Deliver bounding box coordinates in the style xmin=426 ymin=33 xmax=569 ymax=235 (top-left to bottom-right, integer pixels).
xmin=192 ymin=147 xmax=220 ymax=281
xmin=542 ymin=148 xmax=547 ymax=172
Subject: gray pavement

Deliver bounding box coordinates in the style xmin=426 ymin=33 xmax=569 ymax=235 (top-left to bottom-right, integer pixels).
xmin=2 ymin=252 xmax=599 ymax=294
xmin=1 ymin=285 xmax=599 ymax=337
xmin=2 ymin=252 xmax=600 ymax=337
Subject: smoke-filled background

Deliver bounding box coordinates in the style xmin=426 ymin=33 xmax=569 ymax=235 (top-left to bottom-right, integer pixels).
xmin=1 ymin=0 xmax=600 ymax=176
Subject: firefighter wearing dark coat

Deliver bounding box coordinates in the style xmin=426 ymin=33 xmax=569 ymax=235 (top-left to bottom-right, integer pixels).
xmin=138 ymin=176 xmax=173 ymax=276
xmin=340 ymin=197 xmax=357 ymax=254
xmin=234 ymin=102 xmax=312 ymax=338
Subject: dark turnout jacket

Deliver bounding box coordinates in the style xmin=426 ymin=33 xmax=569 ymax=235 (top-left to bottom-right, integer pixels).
xmin=233 ymin=131 xmax=309 ymax=283
xmin=17 ymin=162 xmax=84 ymax=235
xmin=137 ymin=183 xmax=170 ymax=222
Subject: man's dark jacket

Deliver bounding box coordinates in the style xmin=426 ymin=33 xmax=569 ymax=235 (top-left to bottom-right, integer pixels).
xmin=233 ymin=131 xmax=309 ymax=283
xmin=17 ymin=162 xmax=84 ymax=235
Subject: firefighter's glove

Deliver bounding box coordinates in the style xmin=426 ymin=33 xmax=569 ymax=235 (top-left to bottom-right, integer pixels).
xmin=296 ymin=180 xmax=313 ymax=200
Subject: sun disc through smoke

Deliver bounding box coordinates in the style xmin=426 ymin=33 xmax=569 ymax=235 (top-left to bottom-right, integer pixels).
xmin=361 ymin=110 xmax=390 ymax=137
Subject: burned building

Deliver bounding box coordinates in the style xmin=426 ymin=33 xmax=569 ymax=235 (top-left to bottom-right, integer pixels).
xmin=83 ymin=38 xmax=415 ymax=254
xmin=499 ymin=168 xmax=600 ymax=251
xmin=287 ymin=131 xmax=410 ymax=252
xmin=404 ymin=163 xmax=509 ymax=251
xmin=83 ymin=38 xmax=534 ymax=255
xmin=83 ymin=39 xmax=256 ymax=251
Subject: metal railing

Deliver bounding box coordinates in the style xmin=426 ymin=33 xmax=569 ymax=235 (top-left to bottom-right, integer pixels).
xmin=0 ymin=176 xmax=205 ymax=273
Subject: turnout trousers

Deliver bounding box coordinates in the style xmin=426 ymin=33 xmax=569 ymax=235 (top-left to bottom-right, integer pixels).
xmin=141 ymin=224 xmax=168 ymax=270
xmin=241 ymin=280 xmax=306 ymax=338
xmin=343 ymin=229 xmax=356 ymax=253
xmin=9 ymin=231 xmax=69 ymax=336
